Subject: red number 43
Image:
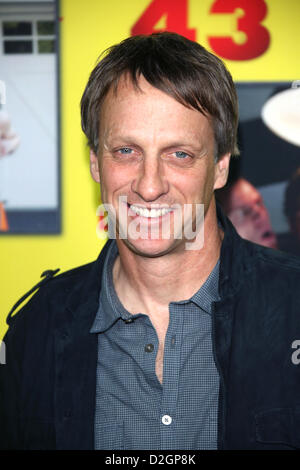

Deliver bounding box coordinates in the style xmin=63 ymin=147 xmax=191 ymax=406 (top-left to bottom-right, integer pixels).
xmin=131 ymin=0 xmax=270 ymax=60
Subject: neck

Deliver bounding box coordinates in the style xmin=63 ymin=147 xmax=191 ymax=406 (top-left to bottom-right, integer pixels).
xmin=112 ymin=199 xmax=223 ymax=315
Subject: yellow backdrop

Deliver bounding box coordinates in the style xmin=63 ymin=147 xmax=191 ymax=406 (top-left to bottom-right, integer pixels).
xmin=1 ymin=0 xmax=300 ymax=338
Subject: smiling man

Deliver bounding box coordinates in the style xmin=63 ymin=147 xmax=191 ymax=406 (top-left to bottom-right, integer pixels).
xmin=1 ymin=33 xmax=300 ymax=451
xmin=90 ymin=73 xmax=223 ymax=258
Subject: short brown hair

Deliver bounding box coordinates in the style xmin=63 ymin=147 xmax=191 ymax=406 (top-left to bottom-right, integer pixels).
xmin=81 ymin=32 xmax=239 ymax=160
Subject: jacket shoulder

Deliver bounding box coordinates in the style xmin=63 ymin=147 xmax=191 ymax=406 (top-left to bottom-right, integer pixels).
xmin=5 ymin=240 xmax=113 ymax=326
xmin=243 ymin=241 xmax=300 ymax=296
xmin=253 ymin=242 xmax=300 ymax=273
xmin=6 ymin=260 xmax=96 ymax=325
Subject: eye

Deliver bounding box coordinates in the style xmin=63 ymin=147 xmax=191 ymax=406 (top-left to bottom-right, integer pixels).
xmin=240 ymin=207 xmax=252 ymax=218
xmin=174 ymin=151 xmax=189 ymax=159
xmin=118 ymin=147 xmax=133 ymax=154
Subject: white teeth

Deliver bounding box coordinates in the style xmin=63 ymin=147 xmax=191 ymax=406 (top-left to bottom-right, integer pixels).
xmin=130 ymin=205 xmax=172 ymax=218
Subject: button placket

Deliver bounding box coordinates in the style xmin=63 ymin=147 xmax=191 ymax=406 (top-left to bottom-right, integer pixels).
xmin=142 ymin=320 xmax=159 ymax=382
xmin=159 ymin=304 xmax=184 ymax=447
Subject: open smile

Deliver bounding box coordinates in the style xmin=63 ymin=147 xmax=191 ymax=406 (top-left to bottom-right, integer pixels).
xmin=126 ymin=203 xmax=175 ymax=220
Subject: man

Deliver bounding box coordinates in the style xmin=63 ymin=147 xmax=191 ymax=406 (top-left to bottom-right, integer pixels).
xmin=1 ymin=32 xmax=300 ymax=450
xmin=216 ymin=178 xmax=278 ymax=249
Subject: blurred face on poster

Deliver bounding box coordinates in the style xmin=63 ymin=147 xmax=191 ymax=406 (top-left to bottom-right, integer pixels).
xmin=224 ymin=178 xmax=278 ymax=249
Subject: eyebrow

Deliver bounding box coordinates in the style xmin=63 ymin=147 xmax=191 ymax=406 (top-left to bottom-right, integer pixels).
xmin=162 ymin=142 xmax=205 ymax=152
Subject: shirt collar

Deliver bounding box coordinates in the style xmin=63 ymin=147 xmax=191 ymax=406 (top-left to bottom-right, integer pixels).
xmin=90 ymin=240 xmax=134 ymax=333
xmin=91 ymin=228 xmax=221 ymax=333
xmin=189 ymin=258 xmax=220 ymax=313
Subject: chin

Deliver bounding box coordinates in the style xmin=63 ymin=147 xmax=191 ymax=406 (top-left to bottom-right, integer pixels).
xmin=262 ymin=239 xmax=278 ymax=249
xmin=119 ymin=236 xmax=183 ymax=258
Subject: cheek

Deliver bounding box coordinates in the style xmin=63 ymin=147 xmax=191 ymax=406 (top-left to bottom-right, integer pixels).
xmin=228 ymin=212 xmax=251 ymax=230
xmin=173 ymin=164 xmax=215 ymax=197
xmin=100 ymin=161 xmax=133 ymax=199
xmin=202 ymin=167 xmax=217 ymax=201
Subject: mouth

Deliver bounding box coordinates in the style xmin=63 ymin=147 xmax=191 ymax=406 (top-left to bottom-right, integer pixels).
xmin=260 ymin=229 xmax=277 ymax=248
xmin=127 ymin=203 xmax=174 ymax=219
xmin=261 ymin=230 xmax=275 ymax=240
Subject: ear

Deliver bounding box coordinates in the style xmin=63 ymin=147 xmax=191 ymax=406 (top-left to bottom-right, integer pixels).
xmin=90 ymin=149 xmax=100 ymax=183
xmin=213 ymin=153 xmax=231 ymax=190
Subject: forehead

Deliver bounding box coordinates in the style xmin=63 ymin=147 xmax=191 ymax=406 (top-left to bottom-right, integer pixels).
xmin=99 ymin=74 xmax=214 ymax=144
xmin=231 ymin=180 xmax=261 ymax=207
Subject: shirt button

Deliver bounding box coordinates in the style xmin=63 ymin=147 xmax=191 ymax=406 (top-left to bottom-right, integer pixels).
xmin=145 ymin=343 xmax=154 ymax=353
xmin=162 ymin=415 xmax=172 ymax=425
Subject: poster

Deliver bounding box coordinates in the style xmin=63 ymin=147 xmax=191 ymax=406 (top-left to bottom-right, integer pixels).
xmin=0 ymin=0 xmax=60 ymax=234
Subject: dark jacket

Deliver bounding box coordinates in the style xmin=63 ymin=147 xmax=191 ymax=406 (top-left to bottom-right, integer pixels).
xmin=1 ymin=208 xmax=300 ymax=450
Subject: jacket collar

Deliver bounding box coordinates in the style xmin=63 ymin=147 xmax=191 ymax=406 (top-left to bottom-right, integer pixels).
xmin=65 ymin=238 xmax=114 ymax=321
xmin=216 ymin=202 xmax=253 ymax=300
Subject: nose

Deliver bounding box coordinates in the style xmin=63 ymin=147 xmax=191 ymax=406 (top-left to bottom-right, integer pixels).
xmin=251 ymin=205 xmax=262 ymax=220
xmin=250 ymin=204 xmax=270 ymax=229
xmin=251 ymin=202 xmax=266 ymax=221
xmin=131 ymin=155 xmax=169 ymax=202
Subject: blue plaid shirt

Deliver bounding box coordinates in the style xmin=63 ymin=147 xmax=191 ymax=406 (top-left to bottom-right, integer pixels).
xmin=90 ymin=241 xmax=220 ymax=450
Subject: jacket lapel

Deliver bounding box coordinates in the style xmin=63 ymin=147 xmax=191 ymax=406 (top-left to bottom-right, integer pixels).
xmin=213 ymin=204 xmax=253 ymax=449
